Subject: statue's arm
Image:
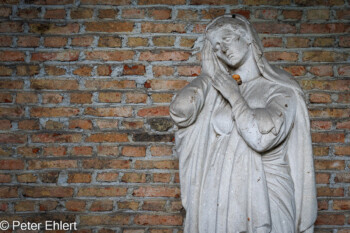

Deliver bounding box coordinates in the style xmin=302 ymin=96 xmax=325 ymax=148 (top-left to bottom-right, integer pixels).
xmin=170 ymin=76 xmax=209 ymax=127
xmin=170 ymin=77 xmax=208 ymax=127
xmin=232 ymin=89 xmax=297 ymax=153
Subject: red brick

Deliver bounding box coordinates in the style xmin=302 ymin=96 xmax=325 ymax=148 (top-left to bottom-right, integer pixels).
xmin=122 ymin=146 xmax=146 ymax=157
xmin=122 ymin=9 xmax=145 ymax=19
xmin=125 ymin=92 xmax=147 ymax=104
xmin=82 ymin=159 xmax=130 ymax=169
xmin=85 ymin=80 xmax=136 ymax=90
xmin=142 ymin=200 xmax=166 ymax=211
xmin=313 ymin=38 xmax=334 ymax=47
xmin=17 ymin=36 xmax=40 ymax=47
xmin=311 ymin=121 xmax=332 ymax=130
xmin=0 ymin=174 xmax=11 ymax=183
xmin=312 ymin=133 xmax=344 ymax=143
xmin=315 ymin=160 xmax=345 ymax=170
xmin=16 ymin=93 xmax=38 ymax=103
xmin=0 ymin=107 xmax=24 ymax=117
xmin=335 ymin=173 xmax=350 ymax=183
xmin=315 ymin=214 xmax=345 ymax=225
xmin=133 ymin=186 xmax=180 ymax=197
xmin=317 ymin=187 xmax=344 ymax=197
xmin=339 ymin=36 xmax=350 ymax=47
xmin=335 ymin=146 xmax=350 ymax=156
xmin=16 ymin=65 xmax=40 ymax=76
xmin=134 ymin=160 xmax=178 ymax=169
xmin=98 ymin=9 xmax=117 ymax=19
xmin=30 ymin=107 xmax=79 ymax=117
xmin=17 ymin=147 xmax=40 ymax=157
xmin=295 ymin=0 xmax=344 ymax=6
xmin=153 ymin=173 xmax=171 ymax=183
xmin=0 ymin=120 xmax=11 ymax=130
xmin=70 ymin=93 xmax=92 ymax=104
xmin=96 ymin=120 xmax=119 ymax=129
xmin=283 ymin=66 xmax=306 ymax=76
xmin=123 ymin=65 xmax=146 ymax=75
xmin=45 ymin=66 xmax=66 ymax=75
xmin=0 ymin=51 xmax=25 ymax=61
xmin=139 ymin=0 xmax=185 ymax=4
xmin=122 ymin=120 xmax=144 ymax=129
xmin=32 ymin=133 xmax=82 ymax=143
xmin=153 ymin=66 xmax=174 ymax=77
xmin=97 ymin=146 xmax=120 ymax=156
xmin=17 ymin=174 xmax=37 ymax=183
xmin=141 ymin=23 xmax=185 ymax=33
xmin=333 ymin=200 xmax=350 ymax=210
xmin=118 ymin=201 xmax=139 ymax=210
xmin=81 ymin=0 xmax=130 ymax=4
xmin=0 ymin=159 xmax=24 ymax=170
xmin=99 ymin=92 xmax=122 ymax=103
xmin=39 ymin=200 xmax=58 ymax=211
xmin=286 ymin=37 xmax=310 ymax=48
xmin=18 ymin=120 xmax=39 ymax=130
xmin=262 ymin=37 xmax=282 ymax=47
xmin=309 ymin=108 xmax=350 ymax=118
xmin=90 ymin=200 xmax=113 ymax=211
xmin=0 ymin=134 xmax=26 ymax=143
xmin=97 ymin=65 xmax=112 ymax=76
xmin=0 ymin=22 xmax=23 ymax=32
xmin=300 ymin=23 xmax=349 ymax=34
xmin=265 ymin=52 xmax=298 ymax=61
xmin=128 ymin=37 xmax=148 ymax=47
xmin=0 ymin=80 xmax=23 ymax=89
xmin=178 ymin=66 xmax=201 ymax=76
xmin=0 ymin=186 xmax=17 ymax=198
xmin=68 ymin=173 xmax=91 ymax=183
xmin=73 ymin=66 xmax=92 ymax=76
xmin=0 ymin=93 xmax=12 ymax=103
xmin=85 ymin=22 xmax=133 ymax=32
xmin=303 ymin=51 xmax=347 ymax=62
xmin=192 ymin=24 xmax=207 ymax=33
xmin=77 ymin=187 xmax=127 ymax=197
xmin=230 ymin=9 xmax=251 ymax=19
xmin=72 ymin=146 xmax=92 ymax=156
xmin=134 ymin=214 xmax=182 ymax=226
xmin=122 ymin=173 xmax=146 ymax=183
xmin=86 ymin=133 xmax=128 ymax=143
xmin=310 ymin=66 xmax=333 ymax=76
xmin=69 ymin=119 xmax=92 ymax=130
xmin=336 ymin=120 xmax=350 ymax=129
xmin=96 ymin=172 xmax=119 ymax=182
xmin=31 ymin=79 xmax=78 ymax=90
xmin=338 ymin=65 xmax=350 ymax=76
xmin=44 ymin=9 xmax=66 ymax=19
xmin=98 ymin=36 xmax=122 ymax=48
xmin=150 ymin=146 xmax=173 ymax=156
xmin=138 ymin=106 xmax=169 ymax=117
xmin=316 ymin=173 xmax=330 ymax=184
xmin=43 ymin=146 xmax=66 ymax=156
xmin=22 ymin=187 xmax=73 ymax=197
xmin=28 ymin=160 xmax=77 ymax=169
xmin=65 ymin=200 xmax=86 ymax=211
xmin=71 ymin=8 xmax=93 ymax=19
xmin=0 ymin=36 xmax=12 ymax=47
xmin=42 ymin=93 xmax=63 ymax=104
xmin=149 ymin=9 xmax=172 ymax=20
xmin=202 ymin=9 xmax=225 ymax=19
xmin=31 ymin=51 xmax=79 ymax=61
xmin=85 ymin=107 xmax=132 ymax=117
xmin=79 ymin=214 xmax=129 ymax=226
xmin=309 ymin=93 xmax=331 ymax=103
xmin=145 ymin=80 xmax=188 ymax=90
xmin=301 ymin=80 xmax=349 ymax=91
xmin=29 ymin=23 xmax=79 ymax=34
xmin=152 ymin=93 xmax=173 ymax=103
xmin=253 ymin=23 xmax=296 ymax=34
xmin=71 ymin=36 xmax=94 ymax=47
xmin=282 ymin=10 xmax=302 ymax=19
xmin=15 ymin=200 xmax=35 ymax=211
xmin=255 ymin=9 xmax=278 ymax=19
xmin=45 ymin=120 xmax=64 ymax=130
xmin=85 ymin=50 xmax=134 ymax=61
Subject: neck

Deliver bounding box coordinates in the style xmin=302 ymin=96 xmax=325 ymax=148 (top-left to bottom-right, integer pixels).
xmin=228 ymin=49 xmax=260 ymax=83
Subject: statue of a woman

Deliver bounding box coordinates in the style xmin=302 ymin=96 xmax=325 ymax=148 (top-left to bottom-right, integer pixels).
xmin=170 ymin=15 xmax=317 ymax=233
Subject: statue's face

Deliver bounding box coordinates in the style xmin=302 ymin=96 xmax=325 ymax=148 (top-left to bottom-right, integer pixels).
xmin=208 ymin=26 xmax=249 ymax=69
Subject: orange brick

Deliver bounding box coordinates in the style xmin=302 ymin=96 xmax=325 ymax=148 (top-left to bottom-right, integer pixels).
xmin=316 ymin=173 xmax=330 ymax=184
xmin=149 ymin=8 xmax=172 ymax=20
xmin=99 ymin=92 xmax=122 ymax=103
xmin=22 ymin=186 xmax=73 ymax=197
xmin=77 ymin=187 xmax=127 ymax=197
xmin=86 ymin=133 xmax=128 ymax=143
xmin=122 ymin=146 xmax=146 ymax=157
xmin=31 ymin=79 xmax=78 ymax=90
xmin=123 ymin=64 xmax=145 ymax=75
xmin=312 ymin=133 xmax=344 ymax=143
xmin=96 ymin=172 xmax=119 ymax=182
xmin=153 ymin=173 xmax=171 ymax=183
xmin=85 ymin=51 xmax=134 ymax=61
xmin=68 ymin=173 xmax=91 ymax=183
xmin=85 ymin=22 xmax=134 ymax=32
xmin=70 ymin=93 xmax=92 ymax=104
xmin=150 ymin=146 xmax=173 ymax=156
xmin=71 ymin=36 xmax=94 ymax=47
xmin=30 ymin=107 xmax=79 ymax=117
xmin=98 ymin=36 xmax=122 ymax=47
xmin=31 ymin=51 xmax=79 ymax=61
xmin=17 ymin=174 xmax=37 ymax=183
xmin=69 ymin=119 xmax=92 ymax=130
xmin=42 ymin=93 xmax=63 ymax=104
xmin=125 ymin=92 xmax=147 ymax=103
xmin=31 ymin=133 xmax=81 ymax=143
xmin=315 ymin=214 xmax=345 ymax=225
xmin=72 ymin=146 xmax=93 ymax=156
xmin=133 ymin=186 xmax=180 ymax=197
xmin=309 ymin=93 xmax=331 ymax=103
xmin=315 ymin=160 xmax=345 ymax=170
xmin=122 ymin=173 xmax=146 ymax=183
xmin=145 ymin=80 xmax=188 ymax=90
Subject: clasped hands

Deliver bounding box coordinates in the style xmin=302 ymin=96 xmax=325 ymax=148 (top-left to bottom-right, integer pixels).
xmin=211 ymin=69 xmax=242 ymax=107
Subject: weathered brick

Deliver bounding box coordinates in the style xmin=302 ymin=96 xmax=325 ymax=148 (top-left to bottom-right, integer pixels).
xmin=18 ymin=120 xmax=39 ymax=130
xmin=315 ymin=160 xmax=345 ymax=170
xmin=0 ymin=22 xmax=23 ymax=32
xmin=71 ymin=36 xmax=94 ymax=47
xmin=85 ymin=51 xmax=134 ymax=61
xmin=31 ymin=80 xmax=78 ymax=90
xmin=122 ymin=146 xmax=146 ymax=157
xmin=31 ymin=107 xmax=79 ymax=117
xmin=253 ymin=23 xmax=296 ymax=34
xmin=128 ymin=37 xmax=148 ymax=47
xmin=202 ymin=9 xmax=225 ymax=19
xmin=0 ymin=159 xmax=25 ymax=170
xmin=142 ymin=200 xmax=166 ymax=211
xmin=309 ymin=93 xmax=331 ymax=103
xmin=0 ymin=51 xmax=25 ymax=61
xmin=0 ymin=80 xmax=23 ymax=89
xmin=0 ymin=134 xmax=26 ymax=143
xmin=65 ymin=200 xmax=86 ymax=211
xmin=149 ymin=9 xmax=172 ymax=20
xmin=71 ymin=8 xmax=93 ymax=19
xmin=335 ymin=146 xmax=350 ymax=156
xmin=317 ymin=187 xmax=344 ymax=197
xmin=0 ymin=93 xmax=11 ymax=103
xmin=265 ymin=52 xmax=298 ymax=61
xmin=43 ymin=146 xmax=66 ymax=156
xmin=22 ymin=187 xmax=74 ymax=198
xmin=72 ymin=146 xmax=93 ymax=156
xmin=255 ymin=9 xmax=278 ymax=19
xmin=286 ymin=37 xmax=310 ymax=48
xmin=134 ymin=214 xmax=183 ymax=226
xmin=80 ymin=214 xmax=129 ymax=226
xmin=69 ymin=119 xmax=92 ymax=130
xmin=300 ymin=23 xmax=349 ymax=34
xmin=85 ymin=22 xmax=133 ymax=32
xmin=68 ymin=173 xmax=91 ymax=183
xmin=138 ymin=106 xmax=169 ymax=117
xmin=44 ymin=9 xmax=66 ymax=19
xmin=122 ymin=173 xmax=146 ymax=183
xmin=77 ymin=187 xmax=127 ymax=197
xmin=90 ymin=200 xmax=113 ymax=211
xmin=15 ymin=200 xmax=35 ymax=211
xmin=28 ymin=160 xmax=77 ymax=169
xmin=16 ymin=93 xmax=38 ymax=103
xmin=96 ymin=172 xmax=119 ymax=182
xmin=315 ymin=214 xmax=345 ymax=225
xmin=31 ymin=133 xmax=82 ymax=143
xmin=0 ymin=186 xmax=17 ymax=198
xmin=85 ymin=107 xmax=132 ymax=117
xmin=152 ymin=93 xmax=173 ymax=103
xmin=86 ymin=133 xmax=128 ymax=143
xmin=98 ymin=9 xmax=117 ymax=19
xmin=31 ymin=51 xmax=79 ymax=61
xmin=145 ymin=80 xmax=188 ymax=90
xmin=98 ymin=36 xmax=122 ymax=47
xmin=17 ymin=36 xmax=40 ymax=47
xmin=29 ymin=23 xmax=79 ymax=34
xmin=96 ymin=120 xmax=119 ymax=129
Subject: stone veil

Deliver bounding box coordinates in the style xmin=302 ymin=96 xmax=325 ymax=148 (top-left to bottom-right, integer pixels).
xmin=170 ymin=14 xmax=317 ymax=233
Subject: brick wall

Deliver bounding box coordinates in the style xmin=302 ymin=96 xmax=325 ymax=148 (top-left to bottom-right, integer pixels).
xmin=0 ymin=0 xmax=349 ymax=232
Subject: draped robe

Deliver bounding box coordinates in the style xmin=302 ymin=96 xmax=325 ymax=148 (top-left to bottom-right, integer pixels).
xmin=170 ymin=72 xmax=317 ymax=233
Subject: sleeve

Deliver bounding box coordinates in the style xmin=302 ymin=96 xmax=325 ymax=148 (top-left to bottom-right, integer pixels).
xmin=170 ymin=76 xmax=209 ymax=128
xmin=231 ymin=88 xmax=296 ymax=153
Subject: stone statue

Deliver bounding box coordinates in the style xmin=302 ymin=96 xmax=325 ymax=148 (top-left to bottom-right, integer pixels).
xmin=170 ymin=14 xmax=317 ymax=233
